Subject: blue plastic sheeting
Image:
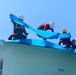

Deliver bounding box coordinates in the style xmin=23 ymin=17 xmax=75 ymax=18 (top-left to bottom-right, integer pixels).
xmin=58 ymin=33 xmax=71 ymax=38
xmin=10 ymin=14 xmax=71 ymax=39
xmin=9 ymin=39 xmax=67 ymax=50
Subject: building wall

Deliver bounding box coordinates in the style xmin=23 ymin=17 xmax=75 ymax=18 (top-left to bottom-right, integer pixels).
xmin=0 ymin=42 xmax=76 ymax=75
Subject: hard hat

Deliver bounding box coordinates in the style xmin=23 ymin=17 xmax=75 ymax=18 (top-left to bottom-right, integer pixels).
xmin=62 ymin=28 xmax=67 ymax=33
xmin=49 ymin=22 xmax=55 ymax=29
xmin=18 ymin=15 xmax=24 ymax=21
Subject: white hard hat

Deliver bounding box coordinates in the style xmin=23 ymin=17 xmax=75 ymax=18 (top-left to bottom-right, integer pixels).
xmin=18 ymin=15 xmax=24 ymax=20
xmin=49 ymin=22 xmax=55 ymax=29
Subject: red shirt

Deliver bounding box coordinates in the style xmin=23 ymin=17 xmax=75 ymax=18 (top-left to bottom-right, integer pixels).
xmin=38 ymin=23 xmax=54 ymax=32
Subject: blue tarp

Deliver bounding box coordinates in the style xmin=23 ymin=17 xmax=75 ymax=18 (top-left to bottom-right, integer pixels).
xmin=9 ymin=39 xmax=67 ymax=50
xmin=9 ymin=14 xmax=75 ymax=52
xmin=10 ymin=14 xmax=71 ymax=39
xmin=9 ymin=39 xmax=76 ymax=52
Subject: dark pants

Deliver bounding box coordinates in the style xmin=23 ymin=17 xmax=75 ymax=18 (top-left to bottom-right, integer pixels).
xmin=8 ymin=34 xmax=27 ymax=40
xmin=63 ymin=42 xmax=71 ymax=49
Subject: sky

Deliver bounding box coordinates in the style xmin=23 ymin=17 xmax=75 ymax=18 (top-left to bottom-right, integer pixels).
xmin=0 ymin=0 xmax=76 ymax=44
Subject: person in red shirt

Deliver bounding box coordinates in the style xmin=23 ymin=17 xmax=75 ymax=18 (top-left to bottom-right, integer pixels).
xmin=37 ymin=22 xmax=55 ymax=40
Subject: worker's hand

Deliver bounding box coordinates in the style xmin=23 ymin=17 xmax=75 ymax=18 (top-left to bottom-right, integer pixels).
xmin=44 ymin=28 xmax=46 ymax=30
xmin=12 ymin=33 xmax=16 ymax=36
xmin=24 ymin=33 xmax=28 ymax=37
xmin=70 ymin=45 xmax=73 ymax=48
xmin=26 ymin=33 xmax=28 ymax=35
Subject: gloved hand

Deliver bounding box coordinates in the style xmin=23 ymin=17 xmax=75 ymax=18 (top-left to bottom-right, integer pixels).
xmin=12 ymin=33 xmax=16 ymax=36
xmin=26 ymin=33 xmax=28 ymax=36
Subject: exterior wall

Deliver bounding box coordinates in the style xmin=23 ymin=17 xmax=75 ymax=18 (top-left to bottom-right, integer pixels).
xmin=0 ymin=42 xmax=76 ymax=75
